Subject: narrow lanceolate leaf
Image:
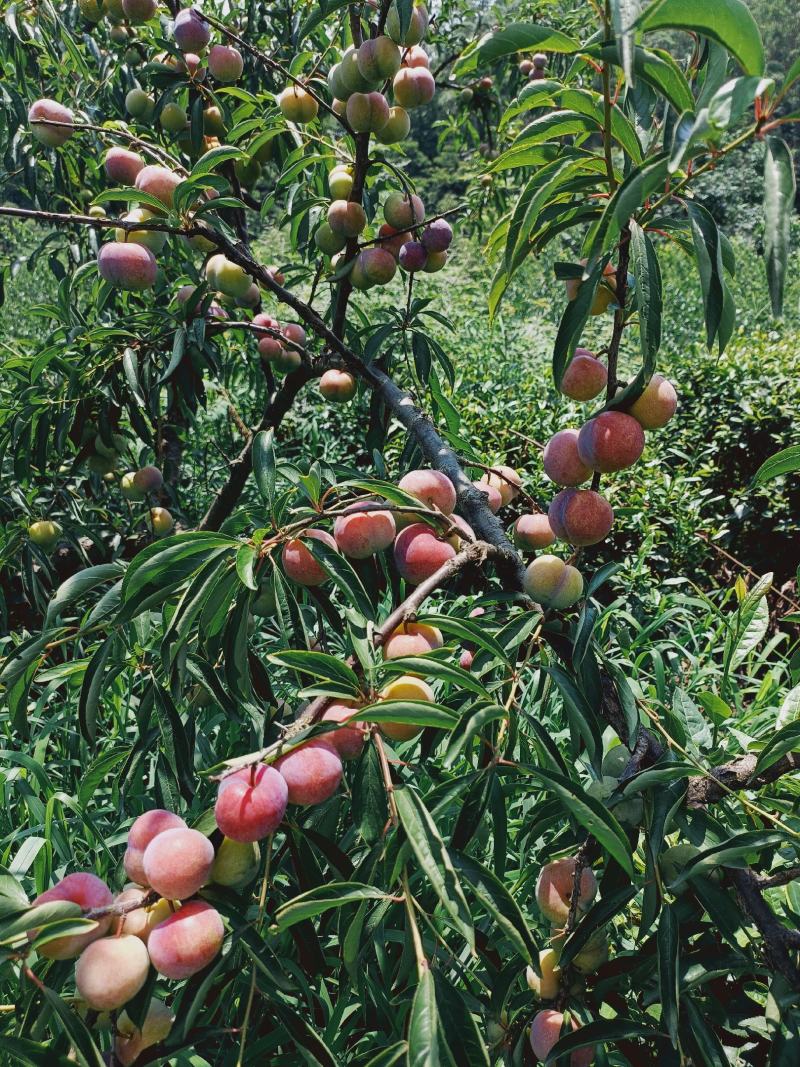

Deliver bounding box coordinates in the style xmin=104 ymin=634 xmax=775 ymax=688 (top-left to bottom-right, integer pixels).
xmin=354 ymin=700 xmax=459 ymax=731
xmin=433 ymin=971 xmax=490 ymax=1067
xmin=668 ymin=830 xmax=793 ymax=890
xmin=585 ymin=154 xmax=669 ymax=263
xmin=274 ymin=883 xmax=388 ymax=930
xmin=552 ymin=259 xmax=609 ymax=387
xmin=763 ymin=137 xmax=796 ymax=316
xmin=751 ymin=445 xmax=800 ymax=488
xmin=519 ymin=766 xmax=635 ymax=876
xmin=557 ymin=884 xmax=638 ymax=967
xmin=544 ymin=1019 xmax=663 ymax=1064
xmin=407 ymin=968 xmax=439 ymax=1067
xmin=686 ymin=202 xmax=734 ymax=353
xmin=638 ymin=0 xmax=765 ymax=76
xmin=451 ymin=852 xmax=538 ymax=962
xmin=268 ymin=650 xmax=361 ymax=692
xmin=610 ymin=0 xmax=642 ymax=85
xmin=395 ymin=789 xmax=474 ymax=950
xmin=629 ymin=222 xmax=661 ymax=371
xmin=252 ymin=428 xmax=277 ymax=507
xmin=658 ymin=904 xmax=680 ymax=1046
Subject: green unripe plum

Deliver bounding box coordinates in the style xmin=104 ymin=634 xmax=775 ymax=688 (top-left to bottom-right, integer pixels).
xmin=422 ymin=249 xmax=447 ymax=272
xmin=586 ymin=776 xmax=642 ymax=828
xmin=125 ymin=87 xmax=155 ymax=119
xmin=121 ymin=471 xmax=145 ymax=500
xmin=346 ymin=91 xmax=390 ymax=134
xmin=278 ymin=86 xmax=319 ymax=123
xmin=383 ymin=190 xmax=424 ymax=229
xmin=328 ymin=199 xmax=367 ymax=238
xmin=122 ymin=0 xmax=157 ymax=23
xmin=327 ymin=63 xmax=350 ymax=102
xmin=660 ymin=844 xmax=705 ymax=891
xmin=252 ymin=137 xmax=274 ymax=163
xmin=211 ymin=837 xmax=260 ymax=889
xmin=116 ymin=207 xmax=167 ymax=253
xmin=124 ymin=46 xmax=143 ymax=66
xmin=460 ymin=87 xmax=474 ymax=104
xmin=28 ymin=99 xmax=75 ymax=147
xmin=376 ymin=105 xmax=410 ymax=144
xmin=338 ymin=47 xmax=373 ymax=95
xmin=251 ymin=585 xmax=277 ymax=616
xmin=523 ymin=554 xmax=583 ymax=609
xmin=149 ymin=507 xmax=174 ymax=536
xmin=28 ymin=520 xmax=62 ymax=550
xmin=115 ymin=999 xmax=174 ymax=1067
xmin=234 ymin=155 xmax=262 ymax=187
xmin=357 ymin=36 xmax=402 ymax=82
xmin=315 ymin=222 xmax=347 ymax=256
xmin=601 ymin=744 xmax=630 ymax=777
xmin=571 ymin=929 xmax=608 ymax=975
xmin=88 ymin=205 xmax=106 ymax=218
xmin=328 ymin=166 xmax=354 ymax=200
xmin=159 ymin=102 xmax=188 ymax=133
xmin=203 ymin=106 xmax=226 ymax=138
xmin=207 ymin=255 xmax=253 ymax=299
xmin=87 ymin=451 xmax=118 ymax=474
xmin=78 ymin=0 xmax=106 ymax=23
xmin=94 ymin=432 xmax=126 ymax=459
xmin=386 ymin=2 xmax=429 ymax=45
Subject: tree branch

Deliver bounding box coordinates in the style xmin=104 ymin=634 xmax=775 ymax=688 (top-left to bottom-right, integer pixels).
xmin=728 ymin=868 xmax=800 ymax=989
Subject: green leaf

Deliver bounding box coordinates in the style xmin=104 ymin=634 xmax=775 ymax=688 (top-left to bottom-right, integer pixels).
xmin=252 ymin=428 xmax=277 ymax=508
xmin=395 ymin=788 xmax=474 ymax=950
xmin=303 ymin=535 xmax=375 ymax=621
xmin=189 ymin=144 xmax=245 ymax=178
xmin=763 ymin=137 xmax=796 ymax=316
xmin=274 ymin=882 xmax=387 ymax=930
xmin=686 ymin=202 xmax=734 ymax=352
xmin=453 ymin=24 xmax=579 ymax=76
xmin=610 ymin=0 xmax=642 ymax=85
xmin=451 ymin=851 xmax=538 ymax=962
xmin=557 ymin=884 xmax=637 ymax=967
xmin=433 ymin=971 xmax=490 ymax=1067
xmin=355 ymin=700 xmax=459 ymax=731
xmin=751 ymin=445 xmax=800 ymax=488
xmin=638 ymin=0 xmax=765 ymax=76
xmin=268 ymin=650 xmax=362 ymax=693
xmin=407 ymin=968 xmax=439 ymax=1067
xmin=754 ymin=719 xmax=800 ymax=776
xmin=235 ymin=543 xmax=259 ymax=591
xmin=40 ymin=987 xmax=106 ymax=1067
xmin=352 ymin=741 xmax=388 ymax=844
xmin=544 ymin=1018 xmax=663 ymax=1064
xmin=382 ymin=656 xmax=490 ymax=699
xmin=668 ymin=830 xmax=793 ymax=889
xmin=629 ymin=221 xmax=662 ymax=373
xmin=45 ymin=563 xmax=122 ymax=626
xmin=586 ymin=154 xmax=669 ymax=263
xmin=78 ymin=634 xmax=117 ymax=743
xmin=587 ymin=43 xmax=694 ymax=113
xmin=658 ymin=904 xmax=680 ymax=1046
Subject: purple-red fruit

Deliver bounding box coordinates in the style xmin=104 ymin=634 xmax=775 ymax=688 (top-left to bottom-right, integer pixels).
xmin=548 ymin=489 xmax=613 ymax=547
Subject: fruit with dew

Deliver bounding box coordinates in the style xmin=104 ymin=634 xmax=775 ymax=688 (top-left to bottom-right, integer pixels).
xmin=282 ymin=528 xmax=338 ymax=586
xmin=548 ymin=488 xmax=613 ymax=547
xmin=275 ymin=739 xmax=343 ymax=805
xmin=122 ymin=0 xmax=157 ymax=23
xmin=116 ymin=208 xmax=167 ymax=253
xmin=278 ymin=85 xmax=319 ymax=122
xmin=149 ymin=507 xmax=174 ymax=535
xmin=328 ymin=199 xmax=368 ymax=238
xmin=28 ymin=520 xmax=62 ymax=550
xmin=382 ymin=621 xmax=443 ymax=659
xmin=75 ymin=935 xmax=150 ymax=1011
xmin=543 ymin=429 xmax=592 ymax=487
xmin=29 ymin=874 xmax=113 ymax=959
xmin=147 ymin=900 xmax=224 ymax=980
xmin=173 ymin=6 xmax=210 ymax=52
xmin=142 ymin=826 xmax=214 ymax=900
xmin=104 ymin=146 xmax=144 ymax=184
xmin=97 ymin=242 xmax=158 ymax=290
xmin=321 ymin=702 xmax=368 ymax=759
xmin=386 ymin=2 xmax=428 ymax=45
xmin=115 ymin=999 xmax=174 ymax=1067
xmin=135 ymin=164 xmax=182 ymax=210
xmin=29 ymin=99 xmax=75 ymax=147
xmin=334 ymin=502 xmax=396 ymax=558
xmin=513 ymin=513 xmax=556 ymax=551
xmin=214 ymin=764 xmax=288 ymax=842
xmin=526 ymin=947 xmax=561 ymax=999
xmin=378 ymin=675 xmax=434 ymax=740
xmin=125 ymin=810 xmax=186 ymax=885
xmin=394 ymin=522 xmax=456 ymax=584
xmin=211 ymin=838 xmax=261 ymax=889
xmin=115 ymin=889 xmax=172 ymax=942
xmin=473 ymin=480 xmax=502 ymax=513
xmin=577 ymin=410 xmax=645 ymax=473
xmin=357 ymin=36 xmax=402 ymax=81
xmin=376 ymin=105 xmax=411 ymax=144
xmin=535 ymin=857 xmax=597 ymax=923
xmin=208 ymin=44 xmax=243 ymax=82
xmin=328 ymin=165 xmax=354 ymax=200
xmin=320 ymin=368 xmax=357 ymax=402
xmin=383 ymin=190 xmax=425 ymax=229
xmin=393 ymin=66 xmax=435 ymax=108
xmin=125 ymin=88 xmax=155 ymax=120
xmin=480 ymin=464 xmax=521 ymax=506
xmin=627 ymin=373 xmax=678 ymax=429
xmin=560 ymin=348 xmax=607 ymax=401
xmin=398 ymin=468 xmax=457 ymax=513
xmin=523 ymin=555 xmax=583 ymax=609
xmin=530 ymin=1010 xmax=594 ymax=1067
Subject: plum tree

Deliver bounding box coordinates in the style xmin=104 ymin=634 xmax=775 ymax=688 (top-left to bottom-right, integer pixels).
xmin=214 ymin=764 xmax=288 ymax=842
xmin=548 ymin=488 xmax=614 ymax=547
xmin=282 ymin=529 xmax=338 ymax=585
xmin=577 ymin=411 xmax=646 ymax=473
xmin=74 ymin=934 xmax=150 ymax=1011
xmin=333 ymin=503 xmax=396 ymax=558
xmin=274 ymin=739 xmax=343 ymax=805
xmin=147 ymin=900 xmax=225 ymax=980
xmin=142 ymin=826 xmax=215 ymax=899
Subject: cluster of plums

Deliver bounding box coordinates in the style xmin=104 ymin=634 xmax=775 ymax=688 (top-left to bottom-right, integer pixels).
xmin=519 ymin=51 xmax=548 ymax=81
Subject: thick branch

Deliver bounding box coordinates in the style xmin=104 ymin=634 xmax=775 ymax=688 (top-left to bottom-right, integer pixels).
xmin=686 ymin=752 xmax=800 ymax=807
xmin=728 ymin=868 xmax=800 ymax=989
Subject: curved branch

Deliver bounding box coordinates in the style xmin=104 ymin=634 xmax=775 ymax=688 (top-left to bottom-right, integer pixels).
xmin=728 ymin=868 xmax=800 ymax=989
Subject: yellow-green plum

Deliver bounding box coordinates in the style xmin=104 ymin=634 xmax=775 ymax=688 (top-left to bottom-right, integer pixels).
xmin=346 ymin=91 xmax=390 ymax=133
xmin=75 ymin=934 xmax=150 ymax=1011
xmin=315 ymin=222 xmax=347 ymax=256
xmin=376 ymin=105 xmax=411 ymax=144
xmin=78 ymin=0 xmax=105 ymax=22
xmin=125 ymin=88 xmax=155 ymax=120
xmin=278 ymin=85 xmax=319 ymax=122
xmin=535 ymin=857 xmax=597 ymax=924
xmin=28 ymin=99 xmax=75 ymax=147
xmin=205 ymin=255 xmax=252 ymax=299
xmin=525 ymin=947 xmax=561 ymax=999
xmin=565 ymin=260 xmax=616 ymax=315
xmin=513 ymin=513 xmax=556 ymax=551
xmin=548 ymin=488 xmax=613 ymax=547
xmin=28 ymin=520 xmax=62 ymax=550
xmin=149 ymin=507 xmax=174 ymax=535
xmin=97 ymin=242 xmax=157 ymax=290
xmin=357 ymin=36 xmax=402 ymax=81
xmin=577 ymin=411 xmax=645 ymax=473
xmin=627 ymin=373 xmax=678 ymax=429
xmin=116 ymin=208 xmax=167 ymax=253
xmin=208 ymin=44 xmax=243 ymax=82
xmin=386 ymin=2 xmax=429 ymax=45
xmin=115 ymin=998 xmax=175 ymax=1067
xmin=211 ymin=838 xmax=261 ymax=889
xmin=214 ymin=764 xmax=288 ymax=842
xmin=274 ymin=739 xmax=343 ymax=805
xmin=160 ymin=102 xmax=188 ymax=133
xmin=601 ymin=744 xmax=630 ymax=777
xmin=282 ymin=528 xmax=338 ymax=586
xmin=560 ymin=349 xmax=607 ymax=401
xmin=659 ymin=843 xmax=703 ymax=890
xmin=122 ymin=0 xmax=157 ymax=23
xmin=121 ymin=472 xmax=144 ymax=500
xmin=147 ymin=900 xmax=224 ymax=979
xmin=393 ymin=66 xmax=435 ymax=108
xmin=29 ymin=873 xmax=113 ymax=959
xmin=378 ymin=675 xmax=434 ymax=740
xmin=523 ymin=555 xmax=583 ymax=609
xmin=115 ymin=889 xmax=173 ymax=942
xmin=234 ymin=155 xmax=262 ymax=187
xmin=422 ymin=249 xmax=447 ymax=272
xmin=142 ymin=826 xmax=214 ymax=900
xmin=328 ymin=165 xmax=354 ymax=200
